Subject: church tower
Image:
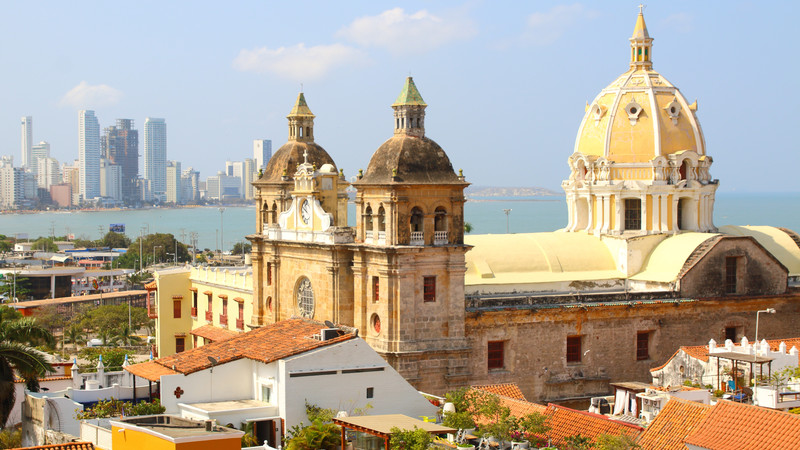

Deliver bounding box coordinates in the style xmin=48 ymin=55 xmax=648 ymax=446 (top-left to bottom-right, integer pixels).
xmin=352 ymin=77 xmax=472 ymax=393
xmin=249 ymin=93 xmax=351 ymax=327
xmin=563 ymin=9 xmax=718 ymax=236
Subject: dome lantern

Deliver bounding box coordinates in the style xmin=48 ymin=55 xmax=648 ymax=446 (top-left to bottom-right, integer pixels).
xmin=287 ymin=92 xmax=315 ymax=143
xmin=392 ymin=77 xmax=427 ymax=138
xmin=629 ymin=5 xmax=653 ymax=71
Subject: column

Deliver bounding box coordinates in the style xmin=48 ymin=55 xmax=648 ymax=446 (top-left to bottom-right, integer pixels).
xmin=641 ymin=194 xmax=648 ymax=233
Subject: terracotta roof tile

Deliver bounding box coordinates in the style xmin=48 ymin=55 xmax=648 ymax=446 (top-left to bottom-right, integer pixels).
xmin=17 ymin=442 xmax=94 ymax=450
xmin=541 ymin=404 xmax=643 ymax=447
xmin=128 ymin=318 xmax=355 ymax=378
xmin=144 ymin=281 xmax=157 ymax=290
xmin=684 ymin=400 xmax=800 ymax=449
xmin=473 ymin=383 xmax=527 ymax=401
xmin=636 ymin=397 xmax=713 ymax=450
xmin=124 ymin=360 xmax=179 ymax=382
xmin=190 ymin=324 xmax=238 ymax=342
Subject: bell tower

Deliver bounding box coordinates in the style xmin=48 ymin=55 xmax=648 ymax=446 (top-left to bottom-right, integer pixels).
xmin=351 ymin=77 xmax=472 ymax=393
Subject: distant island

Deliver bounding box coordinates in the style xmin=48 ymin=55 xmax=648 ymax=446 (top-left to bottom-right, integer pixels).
xmin=465 ymin=186 xmax=562 ymax=198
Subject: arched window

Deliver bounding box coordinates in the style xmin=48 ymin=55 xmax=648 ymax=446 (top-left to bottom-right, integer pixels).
xmin=364 ymin=206 xmax=373 ymax=231
xmin=434 ymin=207 xmax=447 ymax=232
xmin=306 ymin=127 xmax=311 ymax=138
xmin=377 ymin=206 xmax=386 ymax=232
xmin=410 ymin=207 xmax=423 ymax=232
xmin=271 ymin=202 xmax=278 ymax=223
xmin=298 ymin=127 xmax=303 ymax=137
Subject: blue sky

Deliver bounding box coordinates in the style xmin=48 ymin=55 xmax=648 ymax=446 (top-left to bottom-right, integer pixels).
xmin=0 ymin=1 xmax=797 ymax=192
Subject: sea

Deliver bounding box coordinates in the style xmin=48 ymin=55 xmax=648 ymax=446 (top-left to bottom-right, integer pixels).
xmin=0 ymin=193 xmax=798 ymax=251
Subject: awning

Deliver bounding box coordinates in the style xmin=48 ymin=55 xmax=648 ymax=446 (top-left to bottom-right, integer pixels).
xmin=190 ymin=325 xmax=238 ymax=343
xmin=125 ymin=360 xmax=179 ymax=382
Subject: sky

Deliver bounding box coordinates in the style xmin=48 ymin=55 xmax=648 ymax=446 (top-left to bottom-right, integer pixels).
xmin=0 ymin=1 xmax=797 ymax=193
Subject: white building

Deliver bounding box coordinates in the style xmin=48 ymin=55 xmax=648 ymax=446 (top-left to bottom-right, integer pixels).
xmin=79 ymin=110 xmax=101 ymax=201
xmin=166 ymin=160 xmax=182 ymax=204
xmin=182 ymin=167 xmax=199 ymax=203
xmin=144 ymin=117 xmax=167 ymax=197
xmin=243 ymin=158 xmax=256 ymax=200
xmin=126 ymin=318 xmax=437 ymax=447
xmin=99 ymin=159 xmax=122 ymax=200
xmin=30 ymin=141 xmax=50 ymax=178
xmin=21 ymin=116 xmax=32 ymax=169
xmin=37 ymin=157 xmax=60 ymax=190
xmin=205 ymin=172 xmax=240 ymax=200
xmin=253 ymin=139 xmax=272 ymax=171
xmin=0 ymin=159 xmax=24 ymax=209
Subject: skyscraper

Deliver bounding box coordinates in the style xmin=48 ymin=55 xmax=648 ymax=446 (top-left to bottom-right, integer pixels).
xmin=29 ymin=141 xmax=50 ymax=178
xmin=253 ymin=139 xmax=272 ymax=172
xmin=21 ymin=116 xmax=32 ymax=169
xmin=243 ymin=158 xmax=256 ymax=199
xmin=166 ymin=160 xmax=182 ymax=204
xmin=144 ymin=117 xmax=167 ymax=198
xmin=102 ymin=119 xmax=139 ymax=203
xmin=78 ymin=110 xmax=101 ymax=201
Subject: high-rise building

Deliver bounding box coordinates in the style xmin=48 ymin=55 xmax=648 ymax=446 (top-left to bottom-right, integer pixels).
xmin=100 ymin=159 xmax=122 ymax=200
xmin=37 ymin=157 xmax=60 ymax=190
xmin=21 ymin=116 xmax=32 ymax=169
xmin=253 ymin=139 xmax=272 ymax=172
xmin=166 ymin=160 xmax=182 ymax=204
xmin=102 ymin=119 xmax=139 ymax=203
xmin=144 ymin=117 xmax=167 ymax=198
xmin=182 ymin=167 xmax=200 ymax=203
xmin=30 ymin=141 xmax=50 ymax=178
xmin=0 ymin=158 xmax=25 ymax=209
xmin=78 ymin=110 xmax=101 ymax=201
xmin=62 ymin=161 xmax=81 ymax=206
xmin=243 ymin=158 xmax=256 ymax=200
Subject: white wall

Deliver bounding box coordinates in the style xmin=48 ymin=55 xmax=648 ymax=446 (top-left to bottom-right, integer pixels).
xmin=160 ymin=358 xmax=253 ymax=414
xmin=282 ymin=339 xmax=437 ymax=427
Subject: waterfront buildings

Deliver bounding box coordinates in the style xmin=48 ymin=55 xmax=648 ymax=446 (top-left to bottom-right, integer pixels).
xmin=30 ymin=140 xmax=50 ymax=179
xmin=102 ymin=119 xmax=139 ymax=203
xmin=253 ymin=139 xmax=272 ymax=171
xmin=99 ymin=158 xmax=122 ymax=201
xmin=20 ymin=116 xmax=32 ymax=169
xmin=37 ymin=156 xmax=60 ymax=190
xmin=182 ymin=167 xmax=200 ymax=203
xmin=144 ymin=117 xmax=167 ymax=199
xmin=78 ymin=110 xmax=101 ymax=201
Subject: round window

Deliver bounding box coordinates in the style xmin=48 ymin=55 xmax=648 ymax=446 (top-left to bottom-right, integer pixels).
xmin=629 ymin=107 xmax=638 ymax=114
xmin=296 ymin=278 xmax=314 ymax=318
xmin=371 ymin=313 xmax=381 ymax=335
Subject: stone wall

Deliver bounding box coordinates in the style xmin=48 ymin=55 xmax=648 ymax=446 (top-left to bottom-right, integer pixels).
xmin=461 ymin=293 xmax=800 ymax=402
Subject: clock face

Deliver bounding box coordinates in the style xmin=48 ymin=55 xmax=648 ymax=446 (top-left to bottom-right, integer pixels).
xmin=301 ymin=200 xmax=311 ymax=224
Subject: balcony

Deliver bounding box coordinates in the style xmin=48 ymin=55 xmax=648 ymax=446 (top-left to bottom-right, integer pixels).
xmin=236 ymin=318 xmax=244 ymax=331
xmin=190 ymin=307 xmax=197 ymax=318
xmin=147 ymin=303 xmax=158 ymax=319
xmin=205 ymin=311 xmax=212 ymax=322
xmin=410 ymin=231 xmax=424 ymax=246
xmin=219 ymin=314 xmax=228 ymax=327
xmin=434 ymin=231 xmax=448 ymax=245
xmin=365 ymin=230 xmax=373 ymax=241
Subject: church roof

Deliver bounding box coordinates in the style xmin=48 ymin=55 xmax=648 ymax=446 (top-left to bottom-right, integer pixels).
xmin=718 ymin=225 xmax=800 ymax=276
xmin=631 ymin=9 xmax=651 ymax=40
xmin=260 ymin=141 xmax=335 ymax=183
xmin=392 ymin=77 xmax=427 ymax=106
xmin=464 ymin=232 xmax=623 ymax=286
xmin=358 ymin=135 xmax=462 ymax=185
xmin=631 ymin=233 xmax=720 ymax=283
xmin=288 ymin=92 xmax=315 ymax=118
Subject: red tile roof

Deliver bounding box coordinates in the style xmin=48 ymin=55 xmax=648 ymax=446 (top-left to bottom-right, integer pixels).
xmin=127 ymin=318 xmax=355 ymax=379
xmin=636 ymin=397 xmax=713 ymax=450
xmin=17 ymin=443 xmax=94 ymax=450
xmin=190 ymin=324 xmax=238 ymax=342
xmin=541 ymin=404 xmax=643 ymax=447
xmin=125 ymin=360 xmax=179 ymax=382
xmin=144 ymin=281 xmax=157 ymax=290
xmin=683 ymin=400 xmax=800 ymax=450
xmin=473 ymin=383 xmax=527 ymax=401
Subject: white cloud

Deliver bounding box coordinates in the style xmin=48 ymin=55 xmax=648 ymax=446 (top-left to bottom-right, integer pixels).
xmin=59 ymin=81 xmax=123 ymax=108
xmin=233 ymin=43 xmax=366 ymax=80
xmin=522 ymin=4 xmax=598 ymax=46
xmin=337 ymin=8 xmax=477 ymax=55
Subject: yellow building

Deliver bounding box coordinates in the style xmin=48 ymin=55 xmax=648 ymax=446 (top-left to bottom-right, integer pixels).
xmin=564 ymin=7 xmax=716 ymax=235
xmin=110 ymin=415 xmax=242 ymax=450
xmin=150 ymin=266 xmax=253 ymax=358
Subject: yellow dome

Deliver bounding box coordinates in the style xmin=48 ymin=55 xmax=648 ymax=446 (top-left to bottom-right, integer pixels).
xmin=574 ymin=12 xmax=705 ymax=164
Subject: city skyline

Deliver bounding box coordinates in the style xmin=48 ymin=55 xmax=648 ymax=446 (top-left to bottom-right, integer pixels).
xmin=0 ymin=2 xmax=796 ymax=192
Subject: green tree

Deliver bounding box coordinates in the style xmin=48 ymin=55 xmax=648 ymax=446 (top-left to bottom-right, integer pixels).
xmin=75 ymin=398 xmax=164 ymax=419
xmin=595 ymin=433 xmax=640 ymax=450
xmin=0 ymin=317 xmax=55 ymax=426
xmin=285 ymin=420 xmax=341 ymax=450
xmin=0 ymin=274 xmax=31 ymax=301
xmin=32 ymin=305 xmax=66 ymax=339
xmin=0 ymin=426 xmax=21 ymax=449
xmin=31 ymin=237 xmax=58 ymax=253
xmin=563 ymin=434 xmax=594 ymax=450
xmin=126 ymin=233 xmax=190 ymax=267
xmin=78 ymin=348 xmax=136 ymax=372
xmin=79 ymin=304 xmax=149 ymax=346
xmin=63 ymin=322 xmax=87 ymax=350
xmin=231 ymin=242 xmax=252 ymax=255
xmin=101 ymin=231 xmax=131 ymax=249
xmin=390 ymin=426 xmax=432 ymax=450
xmin=464 ymin=222 xmax=473 ymax=234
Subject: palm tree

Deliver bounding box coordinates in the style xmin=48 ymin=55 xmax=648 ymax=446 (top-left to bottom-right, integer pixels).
xmin=63 ymin=323 xmax=87 ymax=351
xmin=0 ymin=318 xmax=55 ymax=427
xmin=113 ymin=323 xmax=142 ymax=347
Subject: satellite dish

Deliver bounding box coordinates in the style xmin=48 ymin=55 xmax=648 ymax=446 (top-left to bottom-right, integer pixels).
xmin=324 ymin=320 xmax=336 ymax=328
xmin=208 ymin=356 xmax=218 ymax=366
